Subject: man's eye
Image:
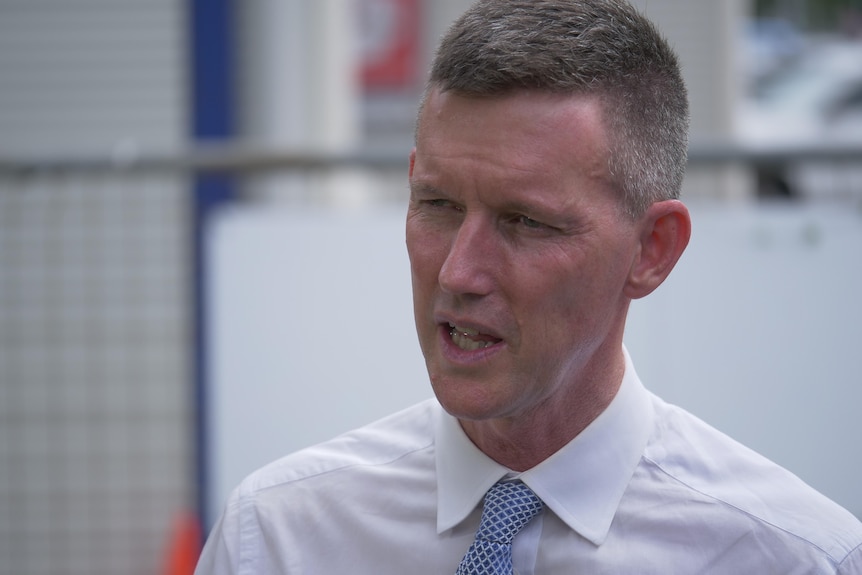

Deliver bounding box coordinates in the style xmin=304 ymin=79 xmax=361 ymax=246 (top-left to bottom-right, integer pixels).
xmin=424 ymin=199 xmax=460 ymax=211
xmin=518 ymin=215 xmax=544 ymax=229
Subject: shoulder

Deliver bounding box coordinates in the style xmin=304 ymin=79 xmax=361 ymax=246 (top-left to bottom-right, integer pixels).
xmin=640 ymin=394 xmax=862 ymax=567
xmin=197 ymin=399 xmax=442 ymax=573
xmin=237 ymin=398 xmax=439 ymax=496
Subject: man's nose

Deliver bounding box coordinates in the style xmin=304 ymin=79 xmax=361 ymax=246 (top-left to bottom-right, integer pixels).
xmin=438 ymin=215 xmax=496 ymax=297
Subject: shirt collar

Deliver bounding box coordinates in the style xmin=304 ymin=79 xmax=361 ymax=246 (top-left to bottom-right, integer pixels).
xmin=435 ymin=346 xmax=654 ymax=545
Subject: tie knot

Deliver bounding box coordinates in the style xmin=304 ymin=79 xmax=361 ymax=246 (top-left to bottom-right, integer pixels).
xmin=476 ymin=480 xmax=544 ymax=545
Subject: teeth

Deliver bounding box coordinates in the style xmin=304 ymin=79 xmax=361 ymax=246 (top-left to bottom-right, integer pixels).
xmin=451 ymin=323 xmax=480 ymax=336
xmin=448 ymin=322 xmax=496 ymax=351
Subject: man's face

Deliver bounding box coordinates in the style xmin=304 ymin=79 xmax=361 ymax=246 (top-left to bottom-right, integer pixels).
xmin=406 ymin=88 xmax=643 ymax=425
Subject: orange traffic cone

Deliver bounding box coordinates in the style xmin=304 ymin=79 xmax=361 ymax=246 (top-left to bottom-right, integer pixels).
xmin=162 ymin=511 xmax=202 ymax=575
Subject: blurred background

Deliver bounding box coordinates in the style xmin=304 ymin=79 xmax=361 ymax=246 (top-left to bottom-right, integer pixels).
xmin=0 ymin=0 xmax=860 ymax=573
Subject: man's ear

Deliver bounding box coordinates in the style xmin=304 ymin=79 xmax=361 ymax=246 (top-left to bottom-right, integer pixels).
xmin=624 ymin=200 xmax=691 ymax=300
xmin=408 ymin=148 xmax=416 ymax=178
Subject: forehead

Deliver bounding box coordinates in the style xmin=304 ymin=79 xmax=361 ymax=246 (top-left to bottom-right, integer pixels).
xmin=414 ymin=88 xmax=613 ymax=193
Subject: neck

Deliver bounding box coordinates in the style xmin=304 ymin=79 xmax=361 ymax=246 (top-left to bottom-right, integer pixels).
xmin=459 ymin=346 xmax=626 ymax=471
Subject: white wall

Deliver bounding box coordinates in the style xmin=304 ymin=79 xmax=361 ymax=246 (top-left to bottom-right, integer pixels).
xmin=207 ymin=201 xmax=862 ymax=524
xmin=207 ymin=204 xmax=429 ymax=525
xmin=626 ymin=203 xmax=862 ymax=516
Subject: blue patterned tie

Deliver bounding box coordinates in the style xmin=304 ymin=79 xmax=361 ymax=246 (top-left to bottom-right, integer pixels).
xmin=455 ymin=480 xmax=545 ymax=575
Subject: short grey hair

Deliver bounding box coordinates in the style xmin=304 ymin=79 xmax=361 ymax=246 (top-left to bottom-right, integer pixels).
xmin=419 ymin=0 xmax=689 ymax=218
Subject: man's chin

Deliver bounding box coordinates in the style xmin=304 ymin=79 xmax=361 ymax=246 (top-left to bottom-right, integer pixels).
xmin=431 ymin=377 xmax=510 ymax=422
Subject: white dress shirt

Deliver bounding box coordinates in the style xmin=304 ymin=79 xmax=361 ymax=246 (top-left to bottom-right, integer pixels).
xmin=196 ymin=351 xmax=862 ymax=574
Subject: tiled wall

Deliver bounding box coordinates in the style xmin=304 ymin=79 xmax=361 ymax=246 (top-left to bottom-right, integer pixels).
xmin=0 ymin=173 xmax=194 ymax=574
xmin=0 ymin=1 xmax=191 ymax=571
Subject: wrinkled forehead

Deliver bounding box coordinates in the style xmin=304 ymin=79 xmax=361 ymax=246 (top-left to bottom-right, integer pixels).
xmin=420 ymin=85 xmax=609 ymax=133
xmin=419 ymin=87 xmax=611 ymax=166
xmin=413 ymin=88 xmax=622 ymax=208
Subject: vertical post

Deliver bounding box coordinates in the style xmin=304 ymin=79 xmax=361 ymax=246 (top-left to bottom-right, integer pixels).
xmin=189 ymin=0 xmax=236 ymax=531
xmin=237 ymin=0 xmax=361 ymax=206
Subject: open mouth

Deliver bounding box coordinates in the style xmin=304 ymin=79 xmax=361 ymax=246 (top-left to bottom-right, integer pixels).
xmin=448 ymin=322 xmax=502 ymax=351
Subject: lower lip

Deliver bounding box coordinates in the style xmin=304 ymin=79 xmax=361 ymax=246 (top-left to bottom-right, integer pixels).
xmin=437 ymin=324 xmax=504 ymax=364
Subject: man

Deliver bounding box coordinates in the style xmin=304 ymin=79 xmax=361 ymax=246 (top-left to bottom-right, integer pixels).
xmin=196 ymin=1 xmax=862 ymax=573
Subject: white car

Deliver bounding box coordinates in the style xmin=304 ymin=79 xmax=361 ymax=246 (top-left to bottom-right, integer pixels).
xmin=737 ymin=39 xmax=862 ymax=200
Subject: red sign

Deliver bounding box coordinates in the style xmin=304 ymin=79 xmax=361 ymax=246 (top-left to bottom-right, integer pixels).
xmin=359 ymin=0 xmax=421 ymax=91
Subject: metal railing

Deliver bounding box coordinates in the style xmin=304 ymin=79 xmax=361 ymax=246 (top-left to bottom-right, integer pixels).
xmin=2 ymin=140 xmax=862 ymax=206
xmin=0 ymin=140 xmax=860 ymax=172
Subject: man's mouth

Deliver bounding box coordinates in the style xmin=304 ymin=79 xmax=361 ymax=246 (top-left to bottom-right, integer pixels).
xmin=448 ymin=322 xmax=501 ymax=351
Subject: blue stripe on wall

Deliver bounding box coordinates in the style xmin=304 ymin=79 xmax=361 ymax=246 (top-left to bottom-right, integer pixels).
xmin=190 ymin=0 xmax=237 ymax=531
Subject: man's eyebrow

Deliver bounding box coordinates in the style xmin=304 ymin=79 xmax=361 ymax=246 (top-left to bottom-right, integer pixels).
xmin=408 ymin=181 xmax=442 ymax=196
xmin=495 ymin=191 xmax=568 ymax=217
